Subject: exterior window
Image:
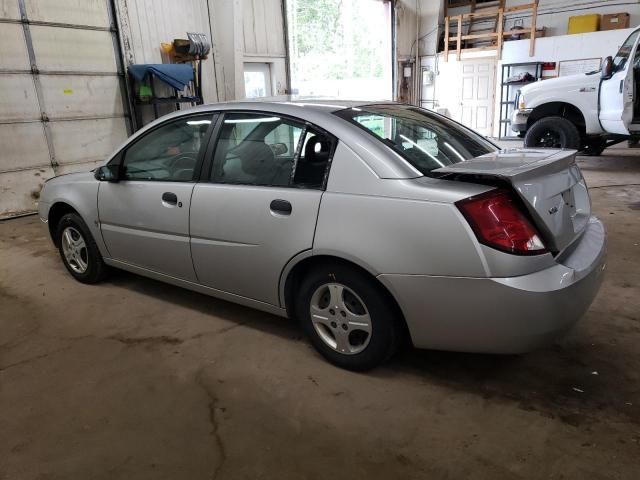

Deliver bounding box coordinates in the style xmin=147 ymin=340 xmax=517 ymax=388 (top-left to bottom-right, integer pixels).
xmin=121 ymin=115 xmax=212 ymax=181
xmin=211 ymin=112 xmax=333 ymax=188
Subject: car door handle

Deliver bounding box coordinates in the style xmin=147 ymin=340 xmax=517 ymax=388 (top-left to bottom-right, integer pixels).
xmin=162 ymin=192 xmax=178 ymax=205
xmin=270 ymin=199 xmax=292 ymax=215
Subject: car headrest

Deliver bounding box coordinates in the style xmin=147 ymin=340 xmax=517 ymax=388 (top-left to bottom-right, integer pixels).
xmin=303 ymin=136 xmax=330 ymax=164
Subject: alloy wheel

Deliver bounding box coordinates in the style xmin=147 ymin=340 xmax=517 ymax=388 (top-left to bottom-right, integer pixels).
xmin=309 ymin=283 xmax=372 ymax=355
xmin=61 ymin=226 xmax=89 ymax=274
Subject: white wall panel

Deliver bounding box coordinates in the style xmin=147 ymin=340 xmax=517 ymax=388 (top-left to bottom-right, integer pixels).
xmin=0 ymin=124 xmax=50 ymax=172
xmin=30 ymin=26 xmax=118 ymax=72
xmin=40 ymin=75 xmax=125 ymax=118
xmin=242 ymin=0 xmax=285 ymax=56
xmin=24 ymin=0 xmax=110 ymax=27
xmin=50 ymin=118 xmax=128 ymax=165
xmin=121 ymin=0 xmax=218 ymax=102
xmin=0 ymin=24 xmax=30 ymax=70
xmin=0 ymin=74 xmax=40 ymax=121
xmin=0 ymin=0 xmax=20 ymax=19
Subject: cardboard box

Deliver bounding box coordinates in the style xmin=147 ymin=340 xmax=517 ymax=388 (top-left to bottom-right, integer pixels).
xmin=568 ymin=14 xmax=600 ymax=34
xmin=601 ymin=13 xmax=630 ymax=31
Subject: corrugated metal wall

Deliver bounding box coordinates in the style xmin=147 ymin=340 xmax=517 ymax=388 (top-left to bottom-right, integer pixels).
xmin=0 ymin=0 xmax=129 ymax=218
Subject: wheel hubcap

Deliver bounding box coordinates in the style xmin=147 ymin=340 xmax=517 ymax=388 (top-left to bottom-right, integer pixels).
xmin=61 ymin=226 xmax=88 ymax=274
xmin=538 ymin=130 xmax=562 ymax=148
xmin=309 ymin=283 xmax=372 ymax=355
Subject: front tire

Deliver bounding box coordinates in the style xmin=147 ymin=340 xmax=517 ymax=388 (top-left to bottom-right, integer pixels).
xmin=295 ymin=264 xmax=401 ymax=371
xmin=524 ymin=116 xmax=581 ymax=150
xmin=56 ymin=213 xmax=107 ymax=284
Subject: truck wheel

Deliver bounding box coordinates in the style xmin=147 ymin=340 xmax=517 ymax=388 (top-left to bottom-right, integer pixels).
xmin=524 ymin=116 xmax=581 ymax=150
xmin=581 ymin=138 xmax=607 ymax=156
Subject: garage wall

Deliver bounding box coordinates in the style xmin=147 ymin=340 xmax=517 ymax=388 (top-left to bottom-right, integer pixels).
xmin=209 ymin=0 xmax=288 ymax=100
xmin=0 ymin=0 xmax=129 ymax=218
xmin=448 ymin=1 xmax=640 ymax=39
xmin=113 ymin=0 xmax=219 ymax=103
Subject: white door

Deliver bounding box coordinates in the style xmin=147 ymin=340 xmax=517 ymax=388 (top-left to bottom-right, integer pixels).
xmin=599 ymin=29 xmax=640 ymax=135
xmin=459 ymin=58 xmax=496 ymax=136
xmin=243 ymin=63 xmax=272 ymax=98
xmin=0 ymin=0 xmax=129 ymax=218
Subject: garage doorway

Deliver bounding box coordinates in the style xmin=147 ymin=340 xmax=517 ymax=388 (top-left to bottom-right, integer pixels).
xmin=285 ymin=0 xmax=392 ymax=99
xmin=0 ymin=0 xmax=130 ymax=218
xmin=459 ymin=58 xmax=497 ymax=137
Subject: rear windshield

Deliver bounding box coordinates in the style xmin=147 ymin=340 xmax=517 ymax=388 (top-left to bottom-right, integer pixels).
xmin=334 ymin=105 xmax=497 ymax=174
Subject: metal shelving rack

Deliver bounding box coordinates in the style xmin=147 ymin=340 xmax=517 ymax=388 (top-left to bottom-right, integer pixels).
xmin=499 ymin=61 xmax=544 ymax=139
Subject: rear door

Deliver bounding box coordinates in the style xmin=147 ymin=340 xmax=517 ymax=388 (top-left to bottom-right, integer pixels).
xmin=98 ymin=113 xmax=215 ymax=281
xmin=190 ymin=111 xmax=334 ymax=305
xmin=599 ymin=29 xmax=640 ymax=135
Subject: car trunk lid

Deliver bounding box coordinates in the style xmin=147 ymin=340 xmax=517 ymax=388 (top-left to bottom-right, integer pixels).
xmin=434 ymin=149 xmax=591 ymax=252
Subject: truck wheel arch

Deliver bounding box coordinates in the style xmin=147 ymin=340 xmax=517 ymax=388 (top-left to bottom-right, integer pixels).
xmin=527 ymin=102 xmax=587 ymax=136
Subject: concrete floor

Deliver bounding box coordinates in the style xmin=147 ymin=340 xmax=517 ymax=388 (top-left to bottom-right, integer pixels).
xmin=1 ymin=148 xmax=639 ymax=480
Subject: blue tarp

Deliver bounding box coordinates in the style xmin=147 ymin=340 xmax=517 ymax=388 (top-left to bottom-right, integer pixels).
xmin=128 ymin=64 xmax=193 ymax=90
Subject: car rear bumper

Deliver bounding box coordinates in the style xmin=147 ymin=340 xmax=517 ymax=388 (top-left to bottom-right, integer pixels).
xmin=379 ymin=217 xmax=606 ymax=354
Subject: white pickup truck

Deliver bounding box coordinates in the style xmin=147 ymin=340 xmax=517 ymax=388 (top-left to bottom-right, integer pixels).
xmin=512 ymin=27 xmax=640 ymax=155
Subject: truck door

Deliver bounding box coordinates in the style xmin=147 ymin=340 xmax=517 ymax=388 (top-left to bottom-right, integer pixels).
xmin=599 ymin=29 xmax=640 ymax=135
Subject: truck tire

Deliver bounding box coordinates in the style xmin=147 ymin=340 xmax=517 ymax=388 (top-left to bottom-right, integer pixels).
xmin=524 ymin=116 xmax=581 ymax=150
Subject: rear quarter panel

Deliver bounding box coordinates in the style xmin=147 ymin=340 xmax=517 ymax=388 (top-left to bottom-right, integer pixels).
xmin=313 ymin=142 xmax=489 ymax=277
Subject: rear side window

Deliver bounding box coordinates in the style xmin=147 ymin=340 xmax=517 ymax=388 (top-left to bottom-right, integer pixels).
xmin=210 ymin=112 xmax=334 ymax=189
xmin=335 ymin=105 xmax=497 ymax=175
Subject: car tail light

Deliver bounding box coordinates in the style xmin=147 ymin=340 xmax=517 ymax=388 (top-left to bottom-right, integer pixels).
xmin=456 ymin=189 xmax=547 ymax=256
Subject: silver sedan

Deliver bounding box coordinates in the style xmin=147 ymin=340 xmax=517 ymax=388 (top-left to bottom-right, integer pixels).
xmin=38 ymin=100 xmax=606 ymax=370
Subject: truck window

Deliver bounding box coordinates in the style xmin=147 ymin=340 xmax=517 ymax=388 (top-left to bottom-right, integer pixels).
xmin=613 ymin=30 xmax=640 ymax=73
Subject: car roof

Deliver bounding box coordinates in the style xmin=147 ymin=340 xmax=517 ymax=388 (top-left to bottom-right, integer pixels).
xmin=196 ymin=96 xmax=393 ymax=113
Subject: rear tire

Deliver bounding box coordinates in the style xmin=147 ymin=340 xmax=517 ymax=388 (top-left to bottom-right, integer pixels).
xmin=56 ymin=213 xmax=107 ymax=284
xmin=295 ymin=264 xmax=401 ymax=371
xmin=524 ymin=116 xmax=581 ymax=150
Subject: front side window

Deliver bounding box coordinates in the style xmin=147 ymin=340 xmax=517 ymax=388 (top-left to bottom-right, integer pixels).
xmin=335 ymin=105 xmax=497 ymax=175
xmin=121 ymin=115 xmax=213 ymax=181
xmin=210 ymin=112 xmax=333 ymax=188
xmin=613 ymin=30 xmax=640 ymax=73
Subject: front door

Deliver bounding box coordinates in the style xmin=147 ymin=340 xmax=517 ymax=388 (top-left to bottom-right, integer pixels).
xmin=600 ymin=29 xmax=640 ymax=135
xmin=459 ymin=58 xmax=496 ymax=136
xmin=98 ymin=114 xmax=215 ymax=281
xmin=190 ymin=112 xmax=334 ymax=305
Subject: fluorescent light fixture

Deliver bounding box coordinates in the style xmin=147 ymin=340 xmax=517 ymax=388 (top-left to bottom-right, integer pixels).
xmin=444 ymin=141 xmax=465 ymax=162
xmin=225 ymin=116 xmax=281 ymax=124
xmin=399 ymin=134 xmax=445 ymax=167
xmin=187 ymin=120 xmax=211 ymax=125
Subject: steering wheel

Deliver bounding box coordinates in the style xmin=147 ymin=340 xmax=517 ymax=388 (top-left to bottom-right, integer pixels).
xmin=167 ymin=152 xmax=198 ymax=170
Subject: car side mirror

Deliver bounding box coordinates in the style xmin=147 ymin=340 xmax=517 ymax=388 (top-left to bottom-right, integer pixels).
xmin=601 ymin=56 xmax=614 ymax=80
xmin=94 ymin=164 xmax=121 ymax=182
xmin=269 ymin=142 xmax=288 ymax=156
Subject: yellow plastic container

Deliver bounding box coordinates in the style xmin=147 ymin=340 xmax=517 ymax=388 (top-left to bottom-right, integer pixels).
xmin=568 ymin=14 xmax=600 ymax=34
